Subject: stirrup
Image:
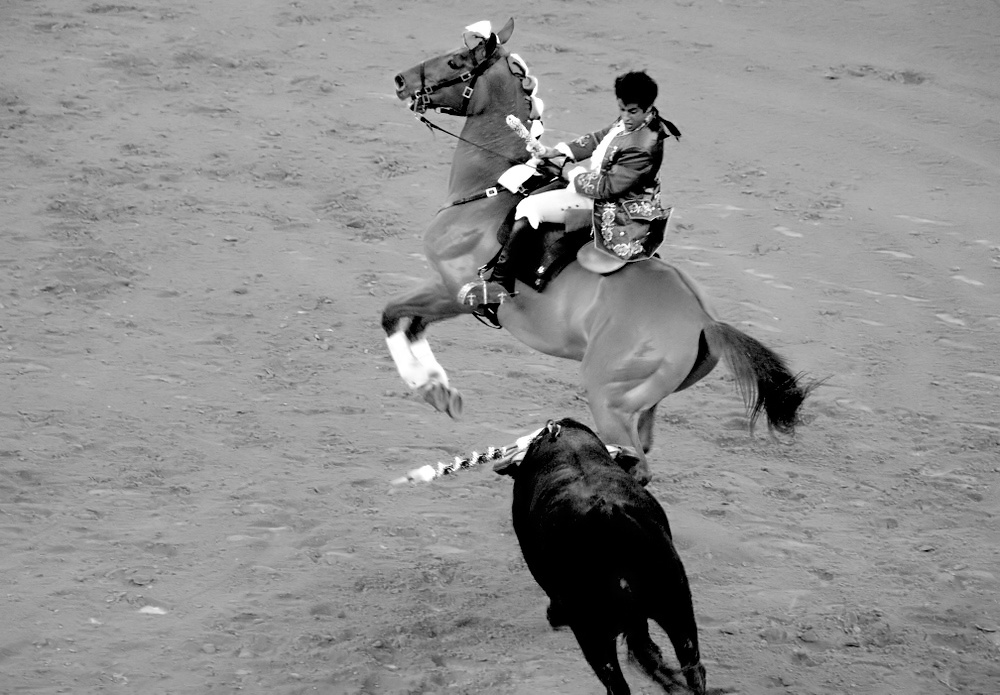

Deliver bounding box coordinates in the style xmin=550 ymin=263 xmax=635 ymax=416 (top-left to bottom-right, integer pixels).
xmin=457 ymin=279 xmax=512 ymax=308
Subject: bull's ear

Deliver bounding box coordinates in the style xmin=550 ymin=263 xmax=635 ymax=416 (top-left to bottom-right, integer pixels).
xmin=497 ymin=17 xmax=514 ymax=44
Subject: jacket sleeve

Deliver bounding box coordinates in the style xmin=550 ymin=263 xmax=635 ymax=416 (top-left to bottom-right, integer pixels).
xmin=559 ymin=124 xmax=615 ymax=162
xmin=570 ymin=144 xmax=656 ymax=200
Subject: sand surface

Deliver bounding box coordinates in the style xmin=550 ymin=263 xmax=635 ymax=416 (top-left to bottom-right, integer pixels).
xmin=1 ymin=1 xmax=998 ymax=693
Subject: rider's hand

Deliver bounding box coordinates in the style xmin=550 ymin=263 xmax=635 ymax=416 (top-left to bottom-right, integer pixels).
xmin=563 ymin=164 xmax=587 ymax=183
xmin=538 ymin=146 xmax=560 ymax=160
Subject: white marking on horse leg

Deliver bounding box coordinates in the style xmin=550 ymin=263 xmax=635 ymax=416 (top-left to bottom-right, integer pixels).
xmin=386 ymin=332 xmax=429 ymax=389
xmin=410 ymin=338 xmax=449 ymax=387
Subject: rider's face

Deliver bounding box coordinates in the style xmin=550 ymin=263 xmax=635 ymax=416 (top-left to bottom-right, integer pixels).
xmin=618 ymin=100 xmax=652 ymax=131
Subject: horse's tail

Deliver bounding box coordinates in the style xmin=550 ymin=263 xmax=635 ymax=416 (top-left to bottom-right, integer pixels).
xmin=703 ymin=321 xmax=814 ymax=435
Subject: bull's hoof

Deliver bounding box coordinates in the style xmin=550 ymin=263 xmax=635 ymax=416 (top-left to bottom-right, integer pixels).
xmin=418 ymin=382 xmax=464 ymax=421
xmin=684 ymin=662 xmax=707 ymax=695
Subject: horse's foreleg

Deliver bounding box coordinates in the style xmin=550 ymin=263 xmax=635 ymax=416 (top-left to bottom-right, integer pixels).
xmin=382 ymin=281 xmax=469 ymax=419
xmin=385 ymin=330 xmax=432 ymax=389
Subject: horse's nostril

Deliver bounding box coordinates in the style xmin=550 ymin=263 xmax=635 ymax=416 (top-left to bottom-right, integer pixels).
xmin=394 ymin=74 xmax=405 ymax=91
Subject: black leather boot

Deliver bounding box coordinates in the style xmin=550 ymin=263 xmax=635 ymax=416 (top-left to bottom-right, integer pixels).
xmin=488 ymin=216 xmax=532 ymax=293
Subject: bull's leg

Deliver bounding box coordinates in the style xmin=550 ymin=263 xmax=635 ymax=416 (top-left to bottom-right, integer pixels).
xmin=569 ymin=625 xmax=631 ymax=695
xmin=624 ymin=620 xmax=688 ymax=692
xmin=382 ymin=281 xmax=469 ymax=419
xmin=650 ymin=591 xmax=706 ymax=695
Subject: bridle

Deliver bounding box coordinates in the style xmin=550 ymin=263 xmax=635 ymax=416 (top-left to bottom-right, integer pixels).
xmin=410 ymin=37 xmax=503 ymax=117
xmin=401 ymin=36 xmax=552 ymax=219
xmin=405 ymin=39 xmax=539 ymax=169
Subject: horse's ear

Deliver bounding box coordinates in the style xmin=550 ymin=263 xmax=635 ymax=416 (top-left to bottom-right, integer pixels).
xmin=484 ymin=32 xmax=498 ymax=58
xmin=497 ymin=17 xmax=514 ymax=44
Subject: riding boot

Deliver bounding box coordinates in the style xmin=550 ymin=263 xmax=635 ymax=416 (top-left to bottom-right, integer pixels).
xmin=488 ymin=216 xmax=532 ymax=294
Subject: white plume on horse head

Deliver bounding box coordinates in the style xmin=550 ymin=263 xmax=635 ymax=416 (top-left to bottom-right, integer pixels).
xmin=463 ymin=21 xmax=492 ymax=49
xmin=464 ymin=20 xmax=492 ymax=38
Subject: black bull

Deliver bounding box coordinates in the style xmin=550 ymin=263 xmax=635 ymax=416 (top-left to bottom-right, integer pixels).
xmin=495 ymin=418 xmax=707 ymax=695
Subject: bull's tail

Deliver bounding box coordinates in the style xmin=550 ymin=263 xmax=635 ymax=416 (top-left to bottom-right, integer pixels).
xmin=703 ymin=321 xmax=815 ymax=435
xmin=583 ymin=501 xmax=683 ymax=621
xmin=593 ymin=502 xmax=706 ymax=693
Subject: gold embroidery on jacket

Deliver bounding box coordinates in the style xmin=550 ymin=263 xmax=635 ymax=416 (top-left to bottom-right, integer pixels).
xmin=597 ymin=203 xmax=644 ymax=259
xmin=575 ymin=172 xmax=600 ymax=196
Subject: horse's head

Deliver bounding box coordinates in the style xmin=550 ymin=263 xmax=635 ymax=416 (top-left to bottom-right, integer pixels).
xmin=394 ymin=18 xmax=515 ymax=116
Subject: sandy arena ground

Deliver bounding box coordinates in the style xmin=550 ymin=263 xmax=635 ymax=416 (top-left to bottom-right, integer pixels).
xmin=1 ymin=1 xmax=998 ymax=693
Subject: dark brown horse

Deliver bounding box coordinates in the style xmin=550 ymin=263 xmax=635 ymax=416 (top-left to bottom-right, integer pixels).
xmin=382 ymin=18 xmax=812 ymax=482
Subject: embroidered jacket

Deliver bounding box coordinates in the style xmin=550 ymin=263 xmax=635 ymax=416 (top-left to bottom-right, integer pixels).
xmin=557 ymin=107 xmax=672 ymax=205
xmin=555 ymin=108 xmax=675 ymax=261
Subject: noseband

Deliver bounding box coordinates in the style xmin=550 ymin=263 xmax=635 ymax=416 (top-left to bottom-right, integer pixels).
xmin=412 ymin=39 xmax=502 ymax=117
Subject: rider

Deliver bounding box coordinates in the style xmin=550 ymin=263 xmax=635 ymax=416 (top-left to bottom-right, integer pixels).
xmin=469 ymin=69 xmax=679 ymax=305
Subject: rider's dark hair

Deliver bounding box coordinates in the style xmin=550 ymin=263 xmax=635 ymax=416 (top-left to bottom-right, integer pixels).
xmin=614 ymin=70 xmax=658 ymax=110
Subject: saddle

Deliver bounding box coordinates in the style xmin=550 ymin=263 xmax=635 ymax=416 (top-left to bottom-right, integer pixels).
xmin=495 ymin=210 xmax=593 ymax=293
xmin=489 ymin=192 xmax=671 ymax=293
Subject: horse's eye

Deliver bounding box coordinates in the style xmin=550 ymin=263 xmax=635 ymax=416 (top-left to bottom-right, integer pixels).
xmin=447 ymin=58 xmax=460 ymax=70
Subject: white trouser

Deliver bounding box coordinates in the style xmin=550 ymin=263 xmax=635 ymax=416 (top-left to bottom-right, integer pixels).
xmin=514 ymin=185 xmax=594 ymax=228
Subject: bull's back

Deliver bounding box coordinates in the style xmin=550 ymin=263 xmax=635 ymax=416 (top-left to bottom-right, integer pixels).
xmin=516 ymin=466 xmax=683 ymax=608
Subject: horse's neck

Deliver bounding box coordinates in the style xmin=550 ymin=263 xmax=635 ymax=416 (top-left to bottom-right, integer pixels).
xmin=447 ymin=98 xmax=531 ymax=198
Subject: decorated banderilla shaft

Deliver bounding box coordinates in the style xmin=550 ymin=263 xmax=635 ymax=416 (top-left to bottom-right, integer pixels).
xmin=505 ymin=114 xmax=545 ymax=156
xmin=390 ymin=424 xmax=629 ymax=486
xmin=391 ymin=426 xmax=544 ymax=485
xmin=391 ymin=445 xmax=517 ymax=485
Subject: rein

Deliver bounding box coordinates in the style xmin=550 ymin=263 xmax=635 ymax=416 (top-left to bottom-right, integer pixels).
xmin=412 ymin=114 xmax=527 ymax=211
xmin=414 ymin=113 xmax=524 ymax=168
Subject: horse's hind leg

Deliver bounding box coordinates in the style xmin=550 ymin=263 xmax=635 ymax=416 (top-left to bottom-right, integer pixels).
xmin=637 ymin=404 xmax=658 ymax=454
xmin=583 ymin=366 xmax=684 ymax=484
xmin=582 ymin=332 xmax=698 ymax=483
xmin=585 ymin=392 xmax=650 ymax=484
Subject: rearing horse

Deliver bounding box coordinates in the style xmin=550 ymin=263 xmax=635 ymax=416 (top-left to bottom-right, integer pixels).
xmin=381 ymin=19 xmax=812 ymax=483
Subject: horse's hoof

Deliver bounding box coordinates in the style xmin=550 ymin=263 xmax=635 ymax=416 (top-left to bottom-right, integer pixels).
xmin=445 ymin=388 xmax=463 ymax=420
xmin=631 ymin=463 xmax=652 ymax=486
xmin=419 ymin=382 xmax=449 ymax=413
xmin=419 ymin=382 xmax=463 ymax=420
